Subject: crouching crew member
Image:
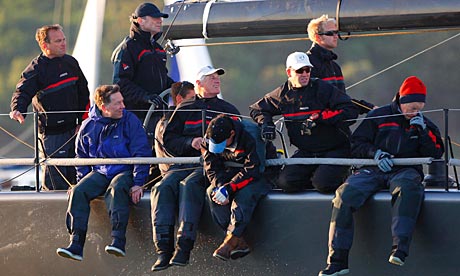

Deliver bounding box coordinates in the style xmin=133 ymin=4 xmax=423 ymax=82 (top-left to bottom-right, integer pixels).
xmin=202 ymin=115 xmax=270 ymax=261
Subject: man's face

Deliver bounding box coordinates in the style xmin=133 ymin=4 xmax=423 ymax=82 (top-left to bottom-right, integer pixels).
xmin=176 ymin=89 xmax=195 ymax=105
xmin=316 ymin=21 xmax=338 ymax=51
xmin=198 ymin=73 xmax=221 ymax=97
xmin=400 ymin=102 xmax=425 ymax=120
xmin=43 ymin=29 xmax=66 ymax=58
xmin=287 ymin=66 xmax=311 ymax=88
xmin=139 ymin=16 xmax=163 ymax=35
xmin=102 ymin=92 xmax=125 ymax=119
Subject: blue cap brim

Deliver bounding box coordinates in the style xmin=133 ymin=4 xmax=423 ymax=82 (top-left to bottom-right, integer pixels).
xmin=209 ymin=139 xmax=227 ymax=153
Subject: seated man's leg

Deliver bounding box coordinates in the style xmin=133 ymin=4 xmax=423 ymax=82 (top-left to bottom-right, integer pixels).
xmin=57 ymin=171 xmax=109 ymax=261
xmin=322 ymin=169 xmax=383 ymax=275
xmin=206 ymin=184 xmax=231 ymax=232
xmin=150 ymin=167 xmax=189 ymax=271
xmin=104 ymin=171 xmax=133 ymax=257
xmin=213 ymin=180 xmax=270 ymax=261
xmin=277 ymin=150 xmax=315 ymax=192
xmin=312 ymin=146 xmax=351 ymax=193
xmin=387 ymin=168 xmax=424 ymax=266
xmin=170 ymin=168 xmax=205 ymax=266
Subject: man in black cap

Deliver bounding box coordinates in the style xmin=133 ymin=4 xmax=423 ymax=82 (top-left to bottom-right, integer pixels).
xmin=112 ymin=2 xmax=175 ymax=184
xmin=202 ymin=114 xmax=270 ymax=261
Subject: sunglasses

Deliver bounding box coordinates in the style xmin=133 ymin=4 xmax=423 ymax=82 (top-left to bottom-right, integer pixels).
xmin=178 ymin=81 xmax=194 ymax=96
xmin=295 ymin=67 xmax=311 ymax=74
xmin=318 ymin=30 xmax=339 ymax=36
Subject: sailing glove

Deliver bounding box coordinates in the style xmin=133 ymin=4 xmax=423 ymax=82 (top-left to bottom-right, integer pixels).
xmin=374 ymin=149 xmax=394 ymax=172
xmin=261 ymin=121 xmax=276 ymax=142
xmin=410 ymin=112 xmax=426 ymax=131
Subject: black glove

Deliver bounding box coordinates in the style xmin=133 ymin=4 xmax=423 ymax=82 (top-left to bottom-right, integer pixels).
xmin=261 ymin=121 xmax=276 ymax=142
xmin=144 ymin=94 xmax=163 ymax=108
xmin=300 ymin=113 xmax=319 ymax=136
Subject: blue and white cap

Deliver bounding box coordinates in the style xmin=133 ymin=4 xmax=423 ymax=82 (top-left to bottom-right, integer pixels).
xmin=206 ymin=115 xmax=233 ymax=154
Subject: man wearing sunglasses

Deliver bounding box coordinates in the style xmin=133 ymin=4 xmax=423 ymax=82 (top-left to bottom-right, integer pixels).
xmin=250 ymin=52 xmax=359 ymax=194
xmin=307 ymin=15 xmax=375 ymax=114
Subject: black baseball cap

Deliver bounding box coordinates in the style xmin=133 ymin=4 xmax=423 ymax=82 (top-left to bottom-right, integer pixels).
xmin=134 ymin=3 xmax=169 ymax=18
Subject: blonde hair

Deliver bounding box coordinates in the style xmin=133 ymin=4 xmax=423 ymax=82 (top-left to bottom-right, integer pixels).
xmin=307 ymin=15 xmax=336 ymax=43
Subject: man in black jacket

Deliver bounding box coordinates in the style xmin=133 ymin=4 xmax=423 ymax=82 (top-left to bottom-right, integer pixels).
xmin=202 ymin=115 xmax=270 ymax=261
xmin=318 ymin=76 xmax=444 ymax=276
xmin=10 ymin=24 xmax=89 ymax=190
xmin=307 ymin=15 xmax=374 ymax=114
xmin=250 ymin=52 xmax=359 ymax=193
xmin=112 ymin=2 xmax=175 ymax=182
xmin=150 ymin=66 xmax=240 ymax=271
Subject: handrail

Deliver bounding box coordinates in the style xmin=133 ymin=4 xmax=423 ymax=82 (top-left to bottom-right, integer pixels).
xmin=0 ymin=157 xmax=436 ymax=166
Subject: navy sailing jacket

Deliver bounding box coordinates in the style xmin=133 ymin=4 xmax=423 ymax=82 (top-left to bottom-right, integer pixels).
xmin=112 ymin=23 xmax=174 ymax=117
xmin=163 ymin=96 xmax=240 ymax=158
xmin=250 ymin=78 xmax=359 ymax=153
xmin=202 ymin=119 xmax=261 ymax=193
xmin=352 ymin=99 xmax=444 ymax=177
xmin=11 ymin=53 xmax=89 ymax=134
xmin=76 ymin=105 xmax=151 ymax=186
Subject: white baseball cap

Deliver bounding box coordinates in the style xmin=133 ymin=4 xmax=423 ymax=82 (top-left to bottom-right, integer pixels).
xmin=196 ymin=65 xmax=225 ymax=81
xmin=286 ymin=52 xmax=313 ymax=70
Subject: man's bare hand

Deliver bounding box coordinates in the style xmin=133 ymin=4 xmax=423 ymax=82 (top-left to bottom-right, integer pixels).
xmin=130 ymin=186 xmax=144 ymax=204
xmin=9 ymin=110 xmax=25 ymax=124
xmin=191 ymin=137 xmax=203 ymax=150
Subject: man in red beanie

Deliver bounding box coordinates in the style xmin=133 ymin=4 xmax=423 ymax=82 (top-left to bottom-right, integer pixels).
xmin=318 ymin=76 xmax=444 ymax=276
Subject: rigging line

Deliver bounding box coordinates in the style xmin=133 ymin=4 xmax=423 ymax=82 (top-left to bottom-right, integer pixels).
xmin=346 ymin=32 xmax=460 ymax=90
xmin=0 ymin=125 xmax=34 ymax=150
xmin=173 ymin=28 xmax=460 ymax=48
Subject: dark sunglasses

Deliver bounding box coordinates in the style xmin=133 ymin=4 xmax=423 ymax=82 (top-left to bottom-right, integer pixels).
xmin=318 ymin=30 xmax=339 ymax=36
xmin=295 ymin=67 xmax=311 ymax=74
xmin=178 ymin=81 xmax=194 ymax=96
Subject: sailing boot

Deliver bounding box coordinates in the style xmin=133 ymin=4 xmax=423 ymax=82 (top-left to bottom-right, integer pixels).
xmin=170 ymin=237 xmax=194 ymax=266
xmin=105 ymin=233 xmax=126 ymax=257
xmin=56 ymin=230 xmax=86 ymax=261
xmin=151 ymin=226 xmax=174 ymax=272
xmin=230 ymin=236 xmax=250 ymax=260
xmin=318 ymin=249 xmax=350 ymax=276
xmin=213 ymin=233 xmax=240 ymax=261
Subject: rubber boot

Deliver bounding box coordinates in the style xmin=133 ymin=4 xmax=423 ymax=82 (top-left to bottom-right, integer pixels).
xmin=151 ymin=226 xmax=174 ymax=272
xmin=170 ymin=237 xmax=194 ymax=266
xmin=56 ymin=230 xmax=86 ymax=261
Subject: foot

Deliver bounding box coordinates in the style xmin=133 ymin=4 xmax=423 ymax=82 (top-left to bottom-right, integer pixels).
xmin=105 ymin=238 xmax=126 ymax=257
xmin=151 ymin=253 xmax=173 ymax=271
xmin=105 ymin=245 xmax=126 ymax=257
xmin=389 ymin=250 xmax=406 ymax=266
xmin=170 ymin=249 xmax=190 ymax=266
xmin=56 ymin=243 xmax=83 ymax=261
xmin=230 ymin=237 xmax=250 ymax=260
xmin=213 ymin=234 xmax=239 ymax=261
xmin=318 ymin=264 xmax=349 ymax=276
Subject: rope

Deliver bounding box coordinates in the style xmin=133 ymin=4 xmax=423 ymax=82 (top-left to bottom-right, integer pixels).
xmin=173 ymin=28 xmax=460 ymax=48
xmin=346 ymin=32 xmax=460 ymax=90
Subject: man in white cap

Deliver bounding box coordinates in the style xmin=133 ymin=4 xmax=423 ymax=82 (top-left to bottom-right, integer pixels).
xmin=250 ymin=52 xmax=359 ymax=194
xmin=149 ymin=65 xmax=240 ymax=271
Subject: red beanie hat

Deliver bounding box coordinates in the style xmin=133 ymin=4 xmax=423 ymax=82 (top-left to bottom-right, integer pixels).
xmin=399 ymin=76 xmax=426 ymax=104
